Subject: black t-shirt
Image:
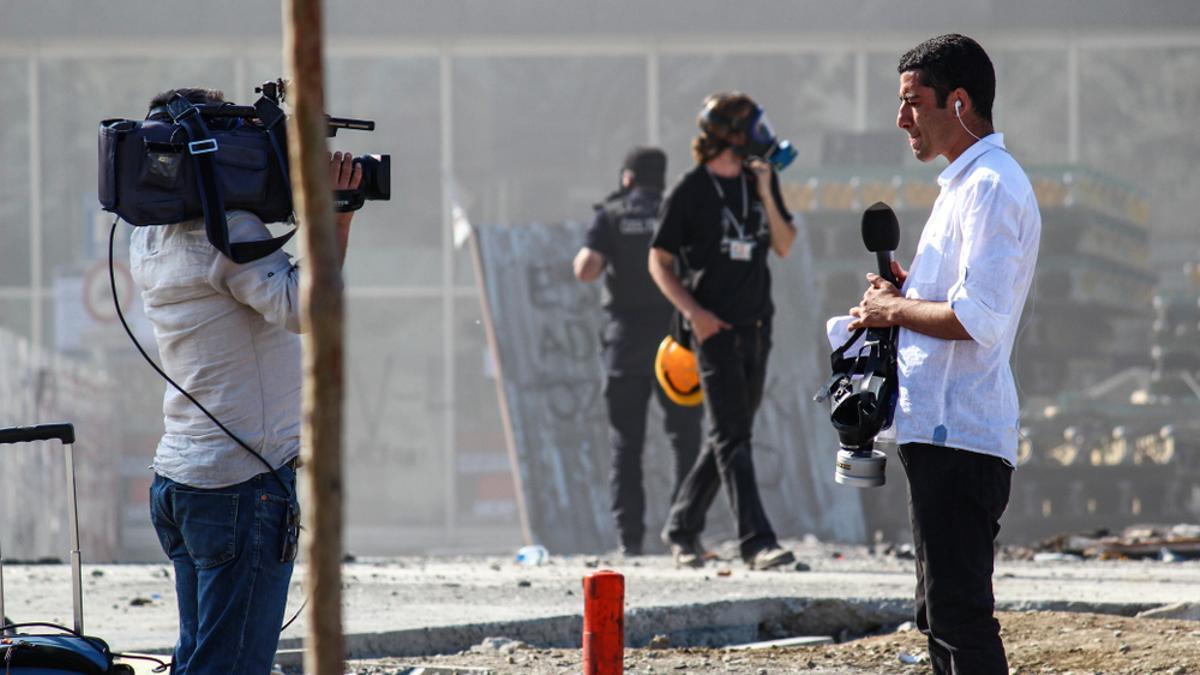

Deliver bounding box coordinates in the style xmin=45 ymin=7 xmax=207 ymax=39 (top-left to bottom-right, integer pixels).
xmin=651 ymin=164 xmax=792 ymax=325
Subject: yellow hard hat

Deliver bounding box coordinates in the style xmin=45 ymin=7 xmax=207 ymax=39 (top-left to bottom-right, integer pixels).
xmin=655 ymin=335 xmax=703 ymax=407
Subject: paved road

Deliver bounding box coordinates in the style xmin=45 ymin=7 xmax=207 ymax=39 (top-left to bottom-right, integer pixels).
xmin=3 ymin=540 xmax=1197 ymax=655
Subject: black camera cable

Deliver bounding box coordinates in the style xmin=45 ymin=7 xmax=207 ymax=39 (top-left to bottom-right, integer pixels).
xmin=108 ymin=218 xmax=309 ymax=636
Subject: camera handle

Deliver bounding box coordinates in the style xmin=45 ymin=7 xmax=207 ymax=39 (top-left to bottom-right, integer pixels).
xmin=165 ymin=94 xmax=296 ymax=264
xmin=333 ymin=189 xmax=365 ymax=213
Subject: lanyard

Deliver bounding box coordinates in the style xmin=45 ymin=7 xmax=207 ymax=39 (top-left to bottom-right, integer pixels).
xmin=706 ymin=168 xmax=749 ymax=240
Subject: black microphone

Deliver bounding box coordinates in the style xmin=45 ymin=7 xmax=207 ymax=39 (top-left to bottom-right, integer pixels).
xmin=861 ymin=201 xmax=901 ymax=286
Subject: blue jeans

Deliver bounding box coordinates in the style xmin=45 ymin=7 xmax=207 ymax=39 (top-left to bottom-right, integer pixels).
xmin=150 ymin=466 xmax=298 ymax=675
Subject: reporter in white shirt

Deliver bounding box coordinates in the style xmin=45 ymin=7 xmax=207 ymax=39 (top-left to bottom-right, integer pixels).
xmin=840 ymin=35 xmax=1041 ymax=675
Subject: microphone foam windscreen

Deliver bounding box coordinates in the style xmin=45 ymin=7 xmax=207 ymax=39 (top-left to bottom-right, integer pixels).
xmin=861 ymin=201 xmax=900 ymax=252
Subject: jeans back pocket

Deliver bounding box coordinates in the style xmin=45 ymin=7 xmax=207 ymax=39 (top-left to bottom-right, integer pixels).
xmin=171 ymin=488 xmax=240 ymax=569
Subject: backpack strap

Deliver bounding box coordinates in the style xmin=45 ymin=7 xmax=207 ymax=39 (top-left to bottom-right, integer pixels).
xmin=166 ymin=95 xmax=294 ymax=264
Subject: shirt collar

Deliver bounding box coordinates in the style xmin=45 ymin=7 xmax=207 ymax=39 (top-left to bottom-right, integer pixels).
xmin=937 ymin=132 xmax=1005 ymax=187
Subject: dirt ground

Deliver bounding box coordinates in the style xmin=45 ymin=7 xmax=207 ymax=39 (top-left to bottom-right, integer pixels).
xmin=343 ymin=610 xmax=1200 ymax=674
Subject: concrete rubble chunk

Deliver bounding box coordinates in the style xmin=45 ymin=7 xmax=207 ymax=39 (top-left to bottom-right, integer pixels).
xmin=400 ymin=662 xmax=489 ymax=667
xmin=725 ymin=635 xmax=834 ymax=651
xmin=1136 ymin=602 xmax=1200 ymax=621
xmin=648 ymin=634 xmax=671 ymax=649
xmin=469 ymin=636 xmax=527 ymax=655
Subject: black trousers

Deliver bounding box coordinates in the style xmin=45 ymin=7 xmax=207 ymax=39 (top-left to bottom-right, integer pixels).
xmin=899 ymin=443 xmax=1013 ymax=675
xmin=664 ymin=321 xmax=778 ymax=560
xmin=604 ymin=373 xmax=703 ymax=549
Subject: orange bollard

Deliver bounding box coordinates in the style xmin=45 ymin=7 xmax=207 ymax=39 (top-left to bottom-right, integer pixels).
xmin=582 ymin=569 xmax=624 ymax=675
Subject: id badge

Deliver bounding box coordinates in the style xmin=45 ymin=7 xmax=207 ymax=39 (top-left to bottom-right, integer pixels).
xmin=729 ymin=240 xmax=754 ymax=261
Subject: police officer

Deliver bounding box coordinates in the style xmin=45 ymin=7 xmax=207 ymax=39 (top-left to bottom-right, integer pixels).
xmin=574 ymin=147 xmax=704 ymax=556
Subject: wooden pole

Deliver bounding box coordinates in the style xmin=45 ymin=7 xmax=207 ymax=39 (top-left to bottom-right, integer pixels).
xmin=467 ymin=227 xmax=535 ymax=546
xmin=283 ymin=1 xmax=344 ymax=674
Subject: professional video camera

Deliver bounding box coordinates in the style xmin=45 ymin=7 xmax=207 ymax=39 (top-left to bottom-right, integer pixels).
xmin=98 ymin=78 xmax=390 ymax=263
xmin=814 ymin=202 xmax=901 ymax=488
xmin=252 ymin=79 xmax=390 ymax=211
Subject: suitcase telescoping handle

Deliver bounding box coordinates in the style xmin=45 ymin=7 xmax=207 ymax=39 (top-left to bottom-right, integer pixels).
xmin=0 ymin=422 xmax=84 ymax=636
xmin=0 ymin=423 xmax=75 ymax=446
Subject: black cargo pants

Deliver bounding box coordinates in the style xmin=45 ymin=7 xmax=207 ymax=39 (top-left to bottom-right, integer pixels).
xmin=663 ymin=319 xmax=780 ymax=560
xmin=605 ymin=373 xmax=703 ymax=549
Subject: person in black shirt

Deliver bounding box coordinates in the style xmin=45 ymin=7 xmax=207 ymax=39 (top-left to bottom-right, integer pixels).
xmin=648 ymin=92 xmax=797 ymax=570
xmin=574 ymin=147 xmax=704 ymax=556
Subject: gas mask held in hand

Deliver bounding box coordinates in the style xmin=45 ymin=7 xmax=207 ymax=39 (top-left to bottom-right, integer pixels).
xmin=814 ymin=326 xmax=897 ymax=487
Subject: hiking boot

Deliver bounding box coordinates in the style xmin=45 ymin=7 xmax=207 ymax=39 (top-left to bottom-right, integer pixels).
xmin=668 ymin=539 xmax=707 ymax=569
xmin=746 ymin=545 xmax=795 ymax=570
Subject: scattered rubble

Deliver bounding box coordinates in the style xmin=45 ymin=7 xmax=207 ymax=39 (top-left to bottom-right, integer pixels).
xmin=342 ymin=611 xmax=1200 ymax=674
xmin=1029 ymin=523 xmax=1200 ymax=561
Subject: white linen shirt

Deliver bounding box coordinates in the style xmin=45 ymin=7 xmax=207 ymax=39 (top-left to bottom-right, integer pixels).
xmin=829 ymin=133 xmax=1041 ymax=466
xmin=131 ymin=210 xmax=302 ymax=488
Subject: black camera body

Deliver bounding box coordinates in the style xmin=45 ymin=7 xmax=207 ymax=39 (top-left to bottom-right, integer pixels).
xmin=98 ymin=79 xmax=389 ymax=263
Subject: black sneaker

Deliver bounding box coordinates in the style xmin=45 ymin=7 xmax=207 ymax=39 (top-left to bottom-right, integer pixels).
xmin=747 ymin=545 xmax=795 ymax=570
xmin=619 ymin=541 xmax=643 ymax=558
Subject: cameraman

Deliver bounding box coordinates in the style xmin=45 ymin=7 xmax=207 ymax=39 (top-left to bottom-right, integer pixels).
xmin=648 ymin=92 xmax=796 ymax=571
xmin=845 ymin=35 xmax=1041 ymax=674
xmin=131 ymin=88 xmax=363 ymax=674
xmin=573 ymin=146 xmax=703 ymax=556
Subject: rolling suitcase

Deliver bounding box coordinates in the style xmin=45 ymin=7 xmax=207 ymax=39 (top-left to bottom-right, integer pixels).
xmin=0 ymin=423 xmax=136 ymax=674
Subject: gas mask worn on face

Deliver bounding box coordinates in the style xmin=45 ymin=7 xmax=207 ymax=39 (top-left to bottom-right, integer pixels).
xmin=734 ymin=107 xmax=797 ymax=172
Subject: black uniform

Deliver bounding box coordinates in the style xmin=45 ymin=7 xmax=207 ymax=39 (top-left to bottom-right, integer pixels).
xmin=650 ymin=164 xmax=790 ymax=561
xmin=585 ymin=187 xmax=704 ymax=553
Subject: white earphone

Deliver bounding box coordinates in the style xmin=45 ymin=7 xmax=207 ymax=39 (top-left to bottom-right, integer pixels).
xmin=952 ymin=96 xmax=1004 ymax=152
